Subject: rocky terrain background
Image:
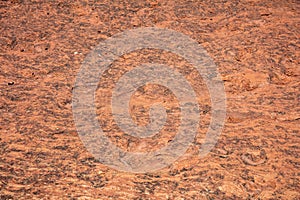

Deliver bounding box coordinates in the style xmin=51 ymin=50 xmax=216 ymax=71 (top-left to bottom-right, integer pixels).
xmin=0 ymin=0 xmax=299 ymax=199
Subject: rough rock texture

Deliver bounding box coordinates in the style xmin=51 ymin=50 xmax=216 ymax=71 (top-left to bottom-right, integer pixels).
xmin=0 ymin=0 xmax=299 ymax=199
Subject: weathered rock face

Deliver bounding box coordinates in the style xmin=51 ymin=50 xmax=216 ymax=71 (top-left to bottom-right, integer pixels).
xmin=0 ymin=0 xmax=299 ymax=199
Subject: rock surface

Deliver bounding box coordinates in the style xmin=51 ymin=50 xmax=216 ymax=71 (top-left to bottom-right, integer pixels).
xmin=0 ymin=0 xmax=299 ymax=199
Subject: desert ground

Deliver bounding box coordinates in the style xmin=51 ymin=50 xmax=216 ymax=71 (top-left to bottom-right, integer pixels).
xmin=0 ymin=0 xmax=299 ymax=199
